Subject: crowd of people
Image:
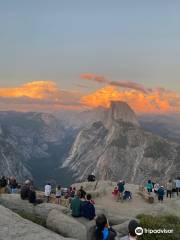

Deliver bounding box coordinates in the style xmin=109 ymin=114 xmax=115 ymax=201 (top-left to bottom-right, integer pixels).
xmin=0 ymin=176 xmax=19 ymax=194
xmin=1 ymin=175 xmax=180 ymax=239
xmin=145 ymin=178 xmax=180 ymax=203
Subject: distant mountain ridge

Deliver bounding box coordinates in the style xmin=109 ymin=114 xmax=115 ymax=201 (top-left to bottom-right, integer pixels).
xmin=1 ymin=106 xmax=180 ymax=186
xmin=62 ymin=101 xmax=180 ymax=183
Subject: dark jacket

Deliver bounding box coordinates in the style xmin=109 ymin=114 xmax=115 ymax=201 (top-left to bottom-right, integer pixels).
xmin=158 ymin=187 xmax=165 ymax=197
xmin=20 ymin=185 xmax=30 ymax=200
xmin=28 ymin=190 xmax=36 ymax=204
xmin=81 ymin=201 xmax=96 ymax=220
xmin=0 ymin=178 xmax=7 ymax=187
xmin=118 ymin=182 xmax=124 ymax=193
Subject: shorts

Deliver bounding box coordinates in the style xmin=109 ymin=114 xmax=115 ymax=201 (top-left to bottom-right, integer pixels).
xmin=56 ymin=196 xmax=61 ymax=199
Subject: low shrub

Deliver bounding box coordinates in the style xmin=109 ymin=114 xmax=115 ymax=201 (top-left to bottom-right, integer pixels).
xmin=16 ymin=211 xmax=46 ymax=227
xmin=137 ymin=214 xmax=180 ymax=240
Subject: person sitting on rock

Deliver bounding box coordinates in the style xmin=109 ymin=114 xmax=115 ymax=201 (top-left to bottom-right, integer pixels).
xmin=123 ymin=190 xmax=132 ymax=200
xmin=20 ymin=180 xmax=30 ymax=200
xmin=28 ymin=186 xmax=43 ymax=205
xmin=120 ymin=219 xmax=140 ymax=240
xmin=95 ymin=214 xmax=117 ymax=240
xmin=81 ymin=194 xmax=96 ymax=220
xmin=79 ymin=186 xmax=86 ymax=199
xmin=71 ymin=190 xmax=83 ymax=217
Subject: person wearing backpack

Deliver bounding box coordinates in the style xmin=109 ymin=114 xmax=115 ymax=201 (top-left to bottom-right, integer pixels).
xmin=81 ymin=194 xmax=96 ymax=220
xmin=95 ymin=214 xmax=117 ymax=240
xmin=117 ymin=180 xmax=125 ymax=202
xmin=157 ymin=186 xmax=165 ymax=203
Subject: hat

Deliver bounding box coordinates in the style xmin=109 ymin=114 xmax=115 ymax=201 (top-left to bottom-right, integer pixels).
xmin=25 ymin=180 xmax=30 ymax=185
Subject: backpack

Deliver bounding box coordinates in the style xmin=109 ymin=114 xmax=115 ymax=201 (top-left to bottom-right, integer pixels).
xmin=95 ymin=227 xmax=116 ymax=240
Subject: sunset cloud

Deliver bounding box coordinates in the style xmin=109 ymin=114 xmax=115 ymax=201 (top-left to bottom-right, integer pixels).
xmin=0 ymin=81 xmax=83 ymax=111
xmin=80 ymin=73 xmax=148 ymax=93
xmin=109 ymin=81 xmax=148 ymax=93
xmin=81 ymin=85 xmax=180 ymax=114
xmin=0 ymin=79 xmax=180 ymax=114
xmin=80 ymin=73 xmax=108 ymax=83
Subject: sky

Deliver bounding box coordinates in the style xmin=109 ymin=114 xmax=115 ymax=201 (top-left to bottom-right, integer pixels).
xmin=0 ymin=1 xmax=180 ymax=114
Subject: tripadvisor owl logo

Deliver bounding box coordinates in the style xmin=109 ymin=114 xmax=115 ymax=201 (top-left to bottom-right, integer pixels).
xmin=135 ymin=227 xmax=144 ymax=236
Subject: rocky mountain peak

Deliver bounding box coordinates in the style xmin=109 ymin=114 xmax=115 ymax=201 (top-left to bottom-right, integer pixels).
xmin=104 ymin=101 xmax=140 ymax=128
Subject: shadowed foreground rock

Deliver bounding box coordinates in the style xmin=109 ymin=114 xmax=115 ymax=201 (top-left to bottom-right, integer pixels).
xmin=47 ymin=209 xmax=88 ymax=240
xmin=0 ymin=192 xmax=132 ymax=240
xmin=0 ymin=205 xmax=75 ymax=240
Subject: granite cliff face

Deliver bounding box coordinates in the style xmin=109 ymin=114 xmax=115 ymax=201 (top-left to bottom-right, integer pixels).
xmin=62 ymin=102 xmax=180 ymax=183
xmin=0 ymin=112 xmax=76 ymax=184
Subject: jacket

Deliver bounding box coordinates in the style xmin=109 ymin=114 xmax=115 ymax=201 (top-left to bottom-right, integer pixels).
xmin=71 ymin=197 xmax=83 ymax=217
xmin=81 ymin=201 xmax=96 ymax=220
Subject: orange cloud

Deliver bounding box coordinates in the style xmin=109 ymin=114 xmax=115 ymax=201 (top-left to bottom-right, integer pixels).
xmin=81 ymin=85 xmax=180 ymax=114
xmin=0 ymin=80 xmax=180 ymax=114
xmin=0 ymin=81 xmax=61 ymax=100
xmin=0 ymin=81 xmax=83 ymax=111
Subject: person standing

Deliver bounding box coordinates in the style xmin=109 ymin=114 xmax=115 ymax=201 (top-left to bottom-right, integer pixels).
xmin=175 ymin=177 xmax=180 ymax=196
xmin=45 ymin=183 xmax=51 ymax=203
xmin=166 ymin=180 xmax=173 ymax=198
xmin=117 ymin=180 xmax=125 ymax=202
xmin=157 ymin=186 xmax=165 ymax=203
xmin=55 ymin=185 xmax=62 ymax=204
xmin=154 ymin=182 xmax=160 ymax=195
xmin=146 ymin=180 xmax=153 ymax=193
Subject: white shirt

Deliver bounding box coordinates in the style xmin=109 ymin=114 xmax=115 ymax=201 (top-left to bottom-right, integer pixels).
xmin=175 ymin=179 xmax=180 ymax=188
xmin=45 ymin=184 xmax=51 ymax=196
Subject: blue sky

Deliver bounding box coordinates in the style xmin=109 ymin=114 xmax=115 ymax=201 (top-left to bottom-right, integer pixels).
xmin=0 ymin=0 xmax=180 ymax=92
